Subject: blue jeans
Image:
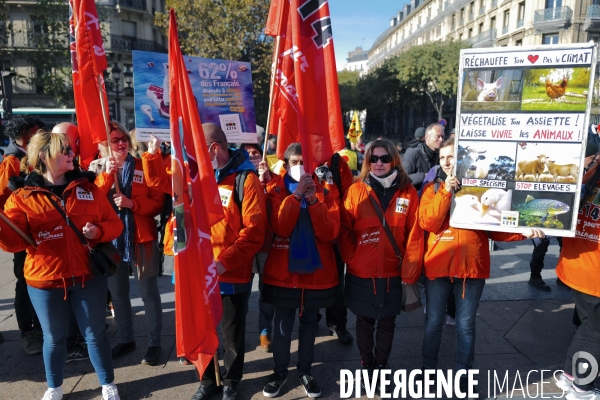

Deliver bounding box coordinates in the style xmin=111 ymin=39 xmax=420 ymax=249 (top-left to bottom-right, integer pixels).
xmin=28 ymin=277 xmax=114 ymax=388
xmin=422 ymin=277 xmax=485 ymax=371
xmin=272 ymin=306 xmax=318 ymax=377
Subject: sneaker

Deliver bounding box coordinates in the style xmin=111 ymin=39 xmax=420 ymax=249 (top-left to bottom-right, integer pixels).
xmin=555 ymin=372 xmax=574 ymax=392
xmin=263 ymin=373 xmax=287 ymax=398
xmin=66 ymin=343 xmax=89 ymax=363
xmin=41 ymin=387 xmax=63 ymax=400
xmin=529 ymin=276 xmax=551 ymax=292
xmin=21 ymin=330 xmax=42 ymax=355
xmin=566 ymin=387 xmax=600 ymax=400
xmin=141 ymin=345 xmax=161 ymax=366
xmin=445 ymin=315 xmax=456 ymax=326
xmin=298 ymin=373 xmax=321 ymax=398
xmin=179 ymin=357 xmax=192 ymax=365
xmin=101 ymin=382 xmax=121 ymax=400
xmin=329 ymin=327 xmax=353 ymax=345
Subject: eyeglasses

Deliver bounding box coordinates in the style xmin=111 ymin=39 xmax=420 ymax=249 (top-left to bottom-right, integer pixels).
xmin=110 ymin=137 xmax=129 ymax=145
xmin=370 ymin=154 xmax=392 ymax=164
xmin=60 ymin=145 xmax=72 ymax=156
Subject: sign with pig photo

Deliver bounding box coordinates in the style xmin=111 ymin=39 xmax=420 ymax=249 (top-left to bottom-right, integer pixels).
xmin=451 ymin=44 xmax=598 ymax=236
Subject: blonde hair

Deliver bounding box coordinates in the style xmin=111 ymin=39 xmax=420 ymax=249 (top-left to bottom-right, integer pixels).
xmin=358 ymin=139 xmax=405 ymax=182
xmin=26 ymin=130 xmax=70 ymax=174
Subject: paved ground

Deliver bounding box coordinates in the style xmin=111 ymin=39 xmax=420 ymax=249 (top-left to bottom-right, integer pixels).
xmin=0 ymin=237 xmax=578 ymax=399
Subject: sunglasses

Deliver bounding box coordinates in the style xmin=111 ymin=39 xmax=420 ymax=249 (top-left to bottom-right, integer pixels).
xmin=370 ymin=154 xmax=392 ymax=164
xmin=110 ymin=137 xmax=129 ymax=145
xmin=60 ymin=145 xmax=73 ymax=156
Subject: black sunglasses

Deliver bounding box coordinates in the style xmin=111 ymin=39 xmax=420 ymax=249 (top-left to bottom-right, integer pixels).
xmin=370 ymin=154 xmax=392 ymax=164
xmin=60 ymin=145 xmax=73 ymax=156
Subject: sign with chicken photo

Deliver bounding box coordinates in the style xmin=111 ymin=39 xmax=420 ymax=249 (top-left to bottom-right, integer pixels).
xmin=451 ymin=43 xmax=597 ymax=236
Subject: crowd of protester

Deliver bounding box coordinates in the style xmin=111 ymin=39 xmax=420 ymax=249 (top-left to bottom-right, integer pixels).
xmin=0 ymin=116 xmax=598 ymax=400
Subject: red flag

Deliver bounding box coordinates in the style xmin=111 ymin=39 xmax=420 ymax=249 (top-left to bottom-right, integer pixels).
xmin=169 ymin=9 xmax=224 ymax=378
xmin=266 ymin=0 xmax=345 ymax=173
xmin=69 ymin=0 xmax=109 ymax=168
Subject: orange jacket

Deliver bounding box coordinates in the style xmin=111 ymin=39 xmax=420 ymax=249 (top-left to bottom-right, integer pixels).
xmin=557 ymin=168 xmax=600 ymax=296
xmin=419 ymin=181 xmax=525 ymax=280
xmin=319 ymin=154 xmax=354 ymax=203
xmin=212 ymin=167 xmax=266 ymax=284
xmin=0 ymin=155 xmax=23 ymax=209
xmin=95 ymin=157 xmax=164 ymax=243
xmin=262 ymin=174 xmax=340 ymax=290
xmin=0 ymin=173 xmax=123 ymax=290
xmin=340 ymin=180 xmax=423 ymax=284
xmin=142 ymin=151 xmax=172 ymax=195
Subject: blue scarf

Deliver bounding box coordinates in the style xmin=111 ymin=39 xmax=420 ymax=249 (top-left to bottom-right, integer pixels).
xmin=113 ymin=154 xmax=136 ymax=263
xmin=284 ymin=174 xmax=323 ymax=274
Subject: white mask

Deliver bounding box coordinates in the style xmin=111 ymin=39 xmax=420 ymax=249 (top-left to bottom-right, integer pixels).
xmin=211 ymin=155 xmax=218 ymax=170
xmin=249 ymin=155 xmax=261 ymax=170
xmin=288 ymin=164 xmax=305 ymax=181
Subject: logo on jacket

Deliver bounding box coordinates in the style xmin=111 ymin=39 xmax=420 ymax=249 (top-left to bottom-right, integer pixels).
xmin=396 ymin=198 xmax=409 ymax=214
xmin=133 ymin=170 xmax=144 ymax=184
xmin=75 ymin=187 xmax=94 ymax=201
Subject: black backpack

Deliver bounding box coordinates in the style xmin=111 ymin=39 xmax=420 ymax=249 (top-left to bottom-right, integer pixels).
xmin=233 ymin=169 xmax=256 ymax=215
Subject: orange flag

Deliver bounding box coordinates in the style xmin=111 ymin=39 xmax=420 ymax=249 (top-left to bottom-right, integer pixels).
xmin=265 ymin=0 xmax=345 ymax=173
xmin=69 ymin=0 xmax=109 ymax=168
xmin=168 ymin=8 xmax=224 ymax=378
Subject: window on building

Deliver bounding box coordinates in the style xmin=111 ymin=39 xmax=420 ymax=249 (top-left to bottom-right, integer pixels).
xmin=436 ymin=24 xmax=442 ymax=36
xmin=516 ymin=39 xmax=523 ymax=46
xmin=545 ymin=0 xmax=562 ymax=8
xmin=542 ymin=33 xmax=559 ymax=44
xmin=479 ymin=22 xmax=484 ymax=33
xmin=589 ymin=32 xmax=600 ymax=43
xmin=125 ymin=109 xmax=135 ymax=131
xmin=503 ymin=10 xmax=510 ymax=29
xmin=122 ymin=21 xmax=137 ymax=38
xmin=491 ymin=16 xmax=496 ymax=30
xmin=468 ymin=27 xmax=473 ymax=38
xmin=518 ymin=2 xmax=525 ymax=20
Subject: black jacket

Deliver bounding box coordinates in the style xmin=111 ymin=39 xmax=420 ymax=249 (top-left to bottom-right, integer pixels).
xmin=402 ymin=141 xmax=432 ymax=190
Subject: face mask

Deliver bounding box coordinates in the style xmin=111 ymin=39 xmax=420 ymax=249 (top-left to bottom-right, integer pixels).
xmin=288 ymin=164 xmax=305 ymax=181
xmin=211 ymin=154 xmax=218 ymax=169
xmin=249 ymin=155 xmax=261 ymax=170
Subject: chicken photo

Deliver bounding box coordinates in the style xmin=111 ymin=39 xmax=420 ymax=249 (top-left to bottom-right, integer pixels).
xmin=545 ymin=77 xmax=568 ymax=101
xmin=481 ymin=189 xmax=513 ymax=218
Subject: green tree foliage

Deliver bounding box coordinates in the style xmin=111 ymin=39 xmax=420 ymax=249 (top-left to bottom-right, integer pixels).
xmin=155 ymin=0 xmax=272 ymax=127
xmin=394 ymin=40 xmax=470 ymax=120
xmin=337 ymin=70 xmax=360 ymax=113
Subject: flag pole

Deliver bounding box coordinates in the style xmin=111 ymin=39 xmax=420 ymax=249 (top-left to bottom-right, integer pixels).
xmin=214 ymin=351 xmax=221 ymax=386
xmin=262 ymin=35 xmax=282 ymax=161
xmin=96 ymin=73 xmax=121 ymax=196
xmin=0 ymin=213 xmax=36 ymax=248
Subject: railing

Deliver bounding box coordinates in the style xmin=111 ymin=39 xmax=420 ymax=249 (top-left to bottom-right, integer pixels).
xmin=110 ymin=35 xmax=167 ymax=53
xmin=118 ymin=0 xmax=147 ymax=11
xmin=468 ymin=28 xmax=496 ymax=45
xmin=502 ymin=25 xmax=508 ymax=34
xmin=587 ymin=4 xmax=600 ymax=17
xmin=480 ymin=6 xmax=485 ymax=15
xmin=5 ymin=30 xmax=68 ymax=49
xmin=533 ymin=6 xmax=573 ymax=23
xmin=517 ymin=19 xmax=524 ymax=28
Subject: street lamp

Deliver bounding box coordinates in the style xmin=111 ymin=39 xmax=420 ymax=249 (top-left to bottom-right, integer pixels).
xmin=104 ymin=63 xmax=133 ymax=123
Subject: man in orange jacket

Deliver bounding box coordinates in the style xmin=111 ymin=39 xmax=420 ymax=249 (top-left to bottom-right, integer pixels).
xmin=1 ymin=115 xmax=45 ymax=355
xmin=191 ymin=124 xmax=267 ymax=400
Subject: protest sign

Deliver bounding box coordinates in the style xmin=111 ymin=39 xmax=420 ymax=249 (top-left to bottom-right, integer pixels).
xmin=450 ymin=44 xmax=598 ymax=237
xmin=132 ymin=50 xmax=257 ymax=143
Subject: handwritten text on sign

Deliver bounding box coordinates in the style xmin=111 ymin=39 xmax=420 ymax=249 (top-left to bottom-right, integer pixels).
xmin=462 ymin=48 xmax=593 ymax=69
xmin=459 ymin=113 xmax=585 ymax=142
xmin=515 ymin=182 xmax=576 ymax=193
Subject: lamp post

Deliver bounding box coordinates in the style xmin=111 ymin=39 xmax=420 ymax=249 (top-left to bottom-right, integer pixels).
xmin=104 ymin=63 xmax=133 ymax=124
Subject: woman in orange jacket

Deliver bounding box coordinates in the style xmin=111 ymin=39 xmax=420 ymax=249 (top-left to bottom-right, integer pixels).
xmin=95 ymin=123 xmax=165 ymax=367
xmin=553 ymin=163 xmax=600 ymax=399
xmin=0 ymin=130 xmax=124 ymax=400
xmin=259 ymin=143 xmax=340 ymax=398
xmin=419 ymin=139 xmax=543 ymax=393
xmin=340 ymin=139 xmax=423 ymax=379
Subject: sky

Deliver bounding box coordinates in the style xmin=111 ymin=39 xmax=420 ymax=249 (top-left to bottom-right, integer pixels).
xmin=329 ymin=1 xmax=410 ymax=70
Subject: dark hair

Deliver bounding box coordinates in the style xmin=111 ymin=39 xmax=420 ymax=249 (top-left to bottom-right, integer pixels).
xmin=284 ymin=142 xmax=302 ymax=163
xmin=358 ymin=138 xmax=407 ymax=183
xmin=5 ymin=115 xmax=46 ymax=141
xmin=241 ymin=142 xmax=262 ymax=156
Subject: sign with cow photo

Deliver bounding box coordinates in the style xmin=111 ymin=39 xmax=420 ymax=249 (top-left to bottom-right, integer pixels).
xmin=451 ymin=43 xmax=598 ymax=237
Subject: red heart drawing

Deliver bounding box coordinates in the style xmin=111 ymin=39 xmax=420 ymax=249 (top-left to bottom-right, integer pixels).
xmin=527 ymin=55 xmax=539 ymax=64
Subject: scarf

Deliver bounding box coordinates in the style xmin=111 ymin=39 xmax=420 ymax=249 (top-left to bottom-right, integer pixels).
xmin=369 ymin=170 xmax=398 ymax=189
xmin=423 ymin=143 xmax=439 ymax=166
xmin=113 ymin=154 xmax=136 ymax=263
xmin=284 ymin=174 xmax=323 ymax=274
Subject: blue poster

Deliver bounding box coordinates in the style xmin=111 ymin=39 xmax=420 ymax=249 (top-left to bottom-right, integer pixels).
xmin=132 ymin=50 xmax=257 ymax=143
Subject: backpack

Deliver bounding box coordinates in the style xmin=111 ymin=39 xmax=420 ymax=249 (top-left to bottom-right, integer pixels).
xmin=233 ymin=169 xmax=256 ymax=214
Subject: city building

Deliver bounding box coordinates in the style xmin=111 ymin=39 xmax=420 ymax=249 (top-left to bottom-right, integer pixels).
xmin=342 ymin=46 xmax=369 ymax=74
xmin=1 ymin=0 xmax=167 ymax=130
xmin=364 ymin=0 xmax=595 ymax=139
